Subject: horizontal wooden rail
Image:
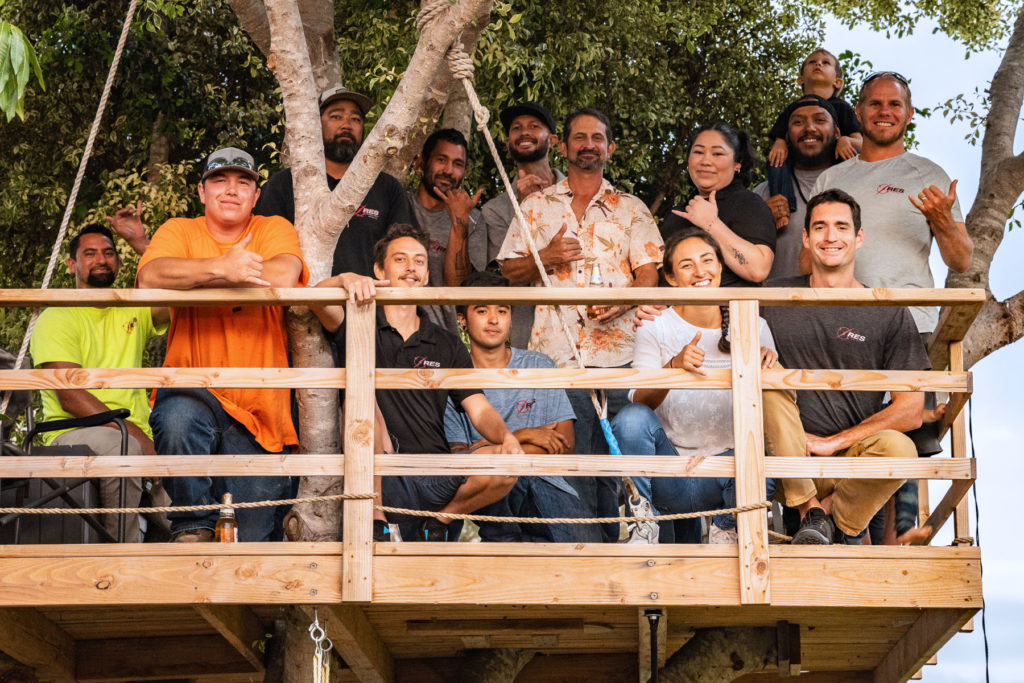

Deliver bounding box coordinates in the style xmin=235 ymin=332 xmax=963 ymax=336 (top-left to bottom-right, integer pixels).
xmin=0 ymin=367 xmax=971 ymax=393
xmin=0 ymin=454 xmax=975 ymax=480
xmin=0 ymin=286 xmax=986 ymax=310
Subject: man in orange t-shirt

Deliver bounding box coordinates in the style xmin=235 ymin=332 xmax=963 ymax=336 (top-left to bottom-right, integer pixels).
xmin=138 ymin=147 xmax=309 ymax=542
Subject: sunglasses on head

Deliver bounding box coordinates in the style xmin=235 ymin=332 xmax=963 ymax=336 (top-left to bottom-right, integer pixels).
xmin=206 ymin=156 xmax=254 ymax=172
xmin=863 ymin=71 xmax=909 ymax=87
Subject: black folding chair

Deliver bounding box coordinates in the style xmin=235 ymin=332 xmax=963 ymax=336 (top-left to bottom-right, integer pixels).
xmin=0 ymin=408 xmax=132 ymax=543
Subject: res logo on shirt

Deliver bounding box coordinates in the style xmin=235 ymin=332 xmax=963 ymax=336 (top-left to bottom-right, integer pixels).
xmin=514 ymin=398 xmax=536 ymax=415
xmin=876 ymin=184 xmax=906 ymax=195
xmin=413 ymin=356 xmax=441 ymax=368
xmin=836 ymin=327 xmax=867 ymax=342
xmin=354 ymin=205 xmax=380 ymax=220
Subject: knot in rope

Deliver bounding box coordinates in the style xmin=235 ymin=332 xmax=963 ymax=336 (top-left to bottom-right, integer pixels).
xmin=446 ymin=42 xmax=476 ymax=84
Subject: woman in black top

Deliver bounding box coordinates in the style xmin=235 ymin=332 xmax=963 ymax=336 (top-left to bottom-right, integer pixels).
xmin=660 ymin=122 xmax=776 ymax=287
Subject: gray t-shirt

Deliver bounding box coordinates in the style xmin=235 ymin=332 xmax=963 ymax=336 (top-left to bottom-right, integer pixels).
xmin=409 ymin=190 xmax=487 ymax=333
xmin=811 ymin=153 xmax=963 ymax=333
xmin=762 ymin=275 xmax=930 ymax=437
xmin=481 ymin=169 xmax=565 ymax=349
xmin=443 ymin=348 xmax=577 ymax=495
xmin=754 ymin=166 xmax=826 ymax=280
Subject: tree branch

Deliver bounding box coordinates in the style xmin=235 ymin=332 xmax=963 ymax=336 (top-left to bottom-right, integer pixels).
xmin=981 ymin=5 xmax=1024 ymax=165
xmin=225 ymin=0 xmax=271 ymax=56
xmin=964 ymin=289 xmax=1024 ymax=368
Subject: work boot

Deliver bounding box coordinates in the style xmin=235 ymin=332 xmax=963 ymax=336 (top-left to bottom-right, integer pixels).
xmin=791 ymin=507 xmax=834 ymax=545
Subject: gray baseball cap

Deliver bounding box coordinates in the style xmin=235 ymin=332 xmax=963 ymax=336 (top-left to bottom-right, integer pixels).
xmin=318 ymin=86 xmax=374 ymax=116
xmin=201 ymin=147 xmax=258 ymax=182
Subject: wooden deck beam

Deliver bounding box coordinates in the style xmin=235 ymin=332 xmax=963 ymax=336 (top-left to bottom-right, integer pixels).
xmin=300 ymin=605 xmax=394 ymax=683
xmin=871 ymin=609 xmax=973 ymax=683
xmin=193 ymin=604 xmax=267 ymax=671
xmin=74 ymin=634 xmax=256 ymax=682
xmin=0 ymin=608 xmax=74 ymax=682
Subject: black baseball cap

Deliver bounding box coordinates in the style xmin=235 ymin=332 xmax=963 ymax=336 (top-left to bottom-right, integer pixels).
xmin=781 ymin=94 xmax=840 ymax=127
xmin=201 ymin=147 xmax=258 ymax=182
xmin=318 ymin=86 xmax=374 ymax=116
xmin=499 ymin=102 xmax=557 ymax=135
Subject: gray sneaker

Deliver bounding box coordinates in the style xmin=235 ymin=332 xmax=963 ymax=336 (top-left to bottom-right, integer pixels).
xmin=791 ymin=507 xmax=834 ymax=545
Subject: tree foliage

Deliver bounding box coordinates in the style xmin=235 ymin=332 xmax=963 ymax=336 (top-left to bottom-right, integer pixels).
xmin=0 ymin=19 xmax=45 ymax=121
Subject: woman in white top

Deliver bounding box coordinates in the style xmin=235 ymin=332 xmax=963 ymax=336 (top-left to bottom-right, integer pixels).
xmin=611 ymin=227 xmax=777 ymax=543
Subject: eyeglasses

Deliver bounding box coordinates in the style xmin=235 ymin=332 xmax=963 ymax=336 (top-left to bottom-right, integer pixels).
xmin=863 ymin=71 xmax=910 ymax=88
xmin=206 ymin=155 xmax=254 ymax=172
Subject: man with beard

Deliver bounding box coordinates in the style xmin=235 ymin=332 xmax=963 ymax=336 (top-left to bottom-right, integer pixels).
xmin=809 ymin=72 xmax=973 ymax=542
xmin=254 ymin=87 xmax=414 ymax=277
xmin=754 ymin=95 xmax=844 ymax=278
xmin=497 ymin=107 xmax=663 ymax=540
xmin=408 ymin=128 xmax=488 ymax=332
xmin=481 ymin=102 xmax=564 ymax=347
xmin=30 ymin=224 xmax=170 ymax=541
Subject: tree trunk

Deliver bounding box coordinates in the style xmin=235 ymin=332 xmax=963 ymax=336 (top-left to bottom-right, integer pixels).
xmin=948 ymin=4 xmax=1024 ymax=368
xmin=146 ymin=112 xmax=169 ymax=187
xmin=654 ymin=627 xmax=776 ymax=683
xmin=456 ymin=648 xmax=535 ymax=683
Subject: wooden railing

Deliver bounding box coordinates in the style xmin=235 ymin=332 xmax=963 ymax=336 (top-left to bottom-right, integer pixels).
xmin=0 ymin=286 xmax=984 ymax=607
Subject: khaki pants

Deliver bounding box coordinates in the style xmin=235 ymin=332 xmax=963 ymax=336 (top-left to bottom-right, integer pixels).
xmin=762 ymin=390 xmax=916 ymax=537
xmin=51 ymin=426 xmax=149 ymax=541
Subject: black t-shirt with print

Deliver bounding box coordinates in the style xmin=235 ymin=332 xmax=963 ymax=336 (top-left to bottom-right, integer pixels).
xmin=333 ymin=308 xmax=482 ymax=454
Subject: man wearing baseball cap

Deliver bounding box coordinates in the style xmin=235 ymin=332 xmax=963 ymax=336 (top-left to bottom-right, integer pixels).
xmin=753 ymin=94 xmax=844 ymax=278
xmin=480 ymin=101 xmax=563 ymax=347
xmin=255 ymin=86 xmax=415 ymax=277
xmin=138 ymin=146 xmax=310 ymax=542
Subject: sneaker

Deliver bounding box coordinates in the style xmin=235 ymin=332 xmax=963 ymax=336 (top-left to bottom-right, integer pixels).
xmin=791 ymin=507 xmax=834 ymax=545
xmin=412 ymin=517 xmax=450 ymax=542
xmin=172 ymin=528 xmax=214 ymax=543
xmin=626 ymin=520 xmax=660 ymax=544
xmin=708 ymin=523 xmax=738 ymax=544
xmin=373 ymin=519 xmax=392 ymax=542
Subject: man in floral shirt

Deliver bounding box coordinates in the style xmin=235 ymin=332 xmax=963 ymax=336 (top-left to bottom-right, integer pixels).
xmin=498 ymin=107 xmax=663 ymax=539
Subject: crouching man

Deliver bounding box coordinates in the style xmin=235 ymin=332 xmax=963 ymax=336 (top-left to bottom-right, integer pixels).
xmin=310 ymin=224 xmax=523 ymax=541
xmin=764 ymin=189 xmax=926 ymax=543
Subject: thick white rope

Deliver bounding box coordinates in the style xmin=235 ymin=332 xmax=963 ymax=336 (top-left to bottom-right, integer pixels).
xmin=1 ymin=0 xmax=141 ymax=417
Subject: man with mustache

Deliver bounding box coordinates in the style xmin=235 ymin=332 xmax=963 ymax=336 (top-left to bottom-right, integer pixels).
xmin=754 ymin=95 xmax=844 ymax=278
xmin=481 ymin=101 xmax=564 ymax=347
xmin=254 ymin=87 xmax=415 ymax=277
xmin=30 ymin=223 xmax=170 ymax=541
xmin=497 ymin=107 xmax=664 ymax=541
xmin=408 ymin=128 xmax=488 ymax=332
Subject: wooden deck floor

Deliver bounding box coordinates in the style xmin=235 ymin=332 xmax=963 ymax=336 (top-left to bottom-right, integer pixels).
xmin=0 ymin=542 xmax=979 ymax=682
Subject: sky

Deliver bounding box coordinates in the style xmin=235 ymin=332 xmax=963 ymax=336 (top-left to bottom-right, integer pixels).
xmin=823 ymin=17 xmax=1024 ymax=682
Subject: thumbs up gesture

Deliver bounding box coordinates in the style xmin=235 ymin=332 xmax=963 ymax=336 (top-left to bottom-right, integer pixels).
xmin=669 ymin=331 xmax=706 ymax=375
xmin=217 ymin=234 xmax=268 ymax=287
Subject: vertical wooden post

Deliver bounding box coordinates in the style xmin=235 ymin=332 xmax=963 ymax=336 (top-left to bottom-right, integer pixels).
xmin=343 ymin=301 xmax=376 ymax=601
xmin=917 ymin=479 xmax=931 ymax=531
xmin=948 ymin=341 xmax=971 ymax=544
xmin=729 ymin=300 xmax=770 ymax=604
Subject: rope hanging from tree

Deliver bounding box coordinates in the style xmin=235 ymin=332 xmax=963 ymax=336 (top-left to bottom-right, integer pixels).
xmin=0 ymin=0 xmax=141 ymax=418
xmin=417 ymin=1 xmax=643 ymax=505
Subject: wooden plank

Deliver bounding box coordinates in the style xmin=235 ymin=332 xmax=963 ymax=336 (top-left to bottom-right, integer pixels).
xmin=0 ymin=541 xmax=341 ymax=557
xmin=0 ymin=608 xmax=74 ymax=681
xmin=0 ymin=554 xmax=342 ymax=605
xmin=949 ymin=342 xmax=972 ymax=543
xmin=960 ymin=617 xmax=974 ymax=632
xmin=872 ymin=609 xmax=975 ymax=683
xmin=75 ymin=634 xmax=255 ymax=682
xmin=637 ymin=609 xmax=667 ymax=683
xmin=405 ymin=618 xmax=586 ymax=634
xmin=937 ymin=386 xmax=970 ymax=440
xmin=917 ymin=479 xmax=930 ymax=529
xmin=928 ymin=302 xmax=984 ymax=371
xmin=372 ymin=555 xmax=980 ymax=608
xmin=0 ymin=366 xmax=971 ymax=393
xmin=301 ymin=605 xmax=394 ymax=683
xmin=926 ymin=654 xmax=938 ymax=665
xmin=730 ymin=300 xmax=770 ymax=604
xmin=343 ymin=302 xmax=375 ymax=603
xmin=0 ymin=286 xmax=986 ymax=308
xmin=193 ymin=604 xmax=267 ymax=671
xmin=919 ymin=479 xmax=974 ymax=545
xmin=0 ymin=453 xmax=977 ymax=479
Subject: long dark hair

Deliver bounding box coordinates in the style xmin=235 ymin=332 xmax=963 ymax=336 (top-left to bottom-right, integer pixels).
xmin=689 ymin=121 xmax=759 ymax=189
xmin=662 ymin=227 xmax=730 ymax=353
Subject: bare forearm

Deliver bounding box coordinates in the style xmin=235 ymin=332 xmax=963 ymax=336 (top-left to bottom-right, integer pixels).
xmin=824 ymin=393 xmax=923 ymax=452
xmin=932 ymin=220 xmax=972 ymax=273
xmin=500 ymin=256 xmax=541 ymax=285
xmin=55 ymin=388 xmax=116 ymax=419
xmin=704 ymin=220 xmax=773 ymax=282
xmin=631 ymin=263 xmax=658 ymax=288
xmin=260 ymin=254 xmax=303 ymax=288
xmin=137 ymin=257 xmax=235 ymax=289
xmin=443 ymin=216 xmax=472 ymax=286
xmin=632 ymin=388 xmax=669 ymax=410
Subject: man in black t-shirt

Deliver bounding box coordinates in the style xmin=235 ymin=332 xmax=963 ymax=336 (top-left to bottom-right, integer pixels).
xmin=762 ymin=189 xmax=927 ymax=543
xmin=254 ymin=86 xmax=414 ymax=277
xmin=310 ymin=224 xmax=523 ymax=541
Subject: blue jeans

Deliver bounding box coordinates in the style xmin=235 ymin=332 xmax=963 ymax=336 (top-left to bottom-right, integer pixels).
xmin=151 ymin=388 xmax=292 ymax=541
xmin=475 ymin=477 xmax=604 ymax=543
xmin=611 ymin=403 xmax=775 ymax=543
xmin=567 ymin=376 xmax=630 ymax=542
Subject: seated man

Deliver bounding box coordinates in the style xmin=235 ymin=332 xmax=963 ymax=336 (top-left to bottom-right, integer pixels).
xmin=309 ymin=224 xmax=523 ymax=542
xmin=137 ymin=147 xmax=309 ymax=542
xmin=30 ymin=224 xmax=169 ymax=542
xmin=763 ymin=189 xmax=926 ymax=543
xmin=444 ymin=271 xmax=600 ymax=543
